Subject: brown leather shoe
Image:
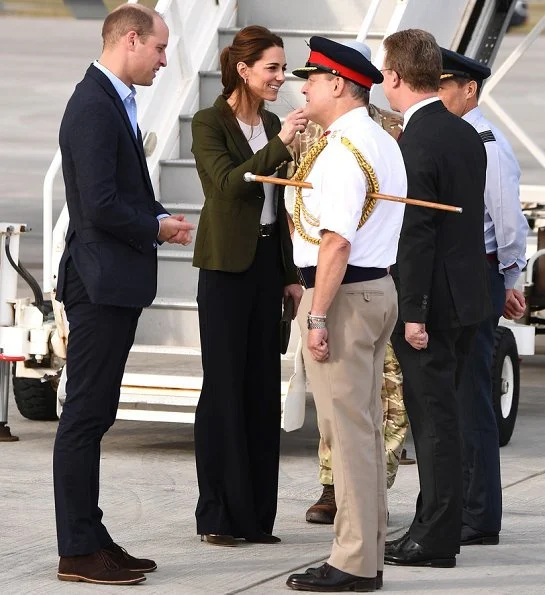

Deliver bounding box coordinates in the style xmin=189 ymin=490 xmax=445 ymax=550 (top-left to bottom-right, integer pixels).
xmin=102 ymin=542 xmax=157 ymax=572
xmin=58 ymin=551 xmax=146 ymax=585
xmin=305 ymin=484 xmax=336 ymax=524
xmin=200 ymin=534 xmax=237 ymax=547
xmin=399 ymin=448 xmax=416 ymax=465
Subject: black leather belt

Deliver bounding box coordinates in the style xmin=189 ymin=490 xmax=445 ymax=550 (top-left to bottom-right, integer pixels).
xmin=258 ymin=221 xmax=277 ymax=238
xmin=486 ymin=252 xmax=498 ymax=263
xmin=298 ymin=264 xmax=387 ymax=289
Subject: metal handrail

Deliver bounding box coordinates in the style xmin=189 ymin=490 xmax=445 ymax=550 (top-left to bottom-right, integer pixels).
xmin=480 ymin=16 xmax=545 ymax=174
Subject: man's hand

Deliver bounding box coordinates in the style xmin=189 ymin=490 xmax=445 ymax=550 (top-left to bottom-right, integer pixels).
xmin=308 ymin=328 xmax=329 ymax=362
xmin=158 ymin=215 xmax=195 ymax=245
xmin=405 ymin=322 xmax=428 ymax=350
xmin=284 ymin=283 xmax=303 ymax=318
xmin=504 ymin=288 xmax=526 ymax=320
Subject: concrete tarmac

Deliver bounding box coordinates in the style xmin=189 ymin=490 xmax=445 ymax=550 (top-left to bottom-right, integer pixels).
xmin=2 ymin=341 xmax=545 ymax=594
xmin=1 ymin=14 xmax=545 ymax=595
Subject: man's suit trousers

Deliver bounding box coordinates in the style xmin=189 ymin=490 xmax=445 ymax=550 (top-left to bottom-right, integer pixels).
xmin=392 ymin=324 xmax=477 ymax=554
xmin=298 ymin=275 xmax=398 ymax=578
xmin=53 ymin=261 xmax=141 ymax=556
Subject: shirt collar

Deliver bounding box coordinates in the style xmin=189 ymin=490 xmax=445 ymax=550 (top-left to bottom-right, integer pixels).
xmin=403 ymin=96 xmax=441 ymax=130
xmin=462 ymin=106 xmax=482 ymax=126
xmin=327 ymin=106 xmax=369 ymax=134
xmin=93 ymin=60 xmax=136 ymax=103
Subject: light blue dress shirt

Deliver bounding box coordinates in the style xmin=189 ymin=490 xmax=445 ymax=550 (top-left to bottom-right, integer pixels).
xmin=93 ymin=60 xmax=138 ymax=137
xmin=93 ymin=61 xmax=169 ymax=241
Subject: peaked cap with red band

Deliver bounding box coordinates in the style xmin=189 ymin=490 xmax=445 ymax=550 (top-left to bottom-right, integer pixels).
xmin=292 ymin=36 xmax=383 ymax=89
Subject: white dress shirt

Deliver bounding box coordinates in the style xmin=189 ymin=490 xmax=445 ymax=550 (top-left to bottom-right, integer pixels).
xmin=463 ymin=106 xmax=528 ymax=289
xmin=402 ymin=97 xmax=441 ymax=130
xmin=291 ymin=107 xmax=407 ymax=268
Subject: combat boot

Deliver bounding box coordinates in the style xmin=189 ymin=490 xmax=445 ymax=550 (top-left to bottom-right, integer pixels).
xmin=305 ymin=484 xmax=336 ymax=524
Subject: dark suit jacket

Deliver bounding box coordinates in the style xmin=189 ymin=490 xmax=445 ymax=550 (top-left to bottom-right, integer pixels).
xmin=394 ymin=101 xmax=490 ymax=331
xmin=56 ymin=64 xmax=168 ymax=308
xmin=191 ymin=95 xmax=299 ymax=285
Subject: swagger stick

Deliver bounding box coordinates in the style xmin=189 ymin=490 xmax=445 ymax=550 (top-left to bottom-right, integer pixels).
xmin=244 ymin=172 xmax=312 ymax=189
xmin=243 ymin=172 xmax=463 ymax=213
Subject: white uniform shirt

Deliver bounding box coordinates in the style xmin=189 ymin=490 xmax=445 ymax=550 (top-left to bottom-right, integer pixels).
xmin=463 ymin=107 xmax=528 ymax=289
xmin=291 ymin=107 xmax=407 ymax=268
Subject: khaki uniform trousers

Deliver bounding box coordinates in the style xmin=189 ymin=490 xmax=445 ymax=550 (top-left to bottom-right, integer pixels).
xmin=318 ymin=342 xmax=408 ymax=489
xmin=297 ymin=275 xmax=398 ymax=577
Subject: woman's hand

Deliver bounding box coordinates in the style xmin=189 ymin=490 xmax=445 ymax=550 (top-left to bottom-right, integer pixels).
xmin=284 ymin=283 xmax=304 ymax=317
xmin=278 ymin=108 xmax=308 ymax=146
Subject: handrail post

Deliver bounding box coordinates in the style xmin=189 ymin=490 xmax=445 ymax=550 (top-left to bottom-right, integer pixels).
xmin=42 ymin=149 xmax=62 ymax=294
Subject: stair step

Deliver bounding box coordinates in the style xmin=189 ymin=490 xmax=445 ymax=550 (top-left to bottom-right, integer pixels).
xmin=136 ymin=305 xmax=200 ymax=349
xmin=149 ymin=297 xmax=197 ymax=310
xmin=160 ymin=158 xmax=204 ymax=204
xmin=236 ymin=0 xmax=371 ymax=30
xmin=179 ymin=114 xmax=194 ymax=160
xmin=158 ymin=250 xmax=194 ymax=262
xmin=163 ymin=202 xmax=202 ymax=214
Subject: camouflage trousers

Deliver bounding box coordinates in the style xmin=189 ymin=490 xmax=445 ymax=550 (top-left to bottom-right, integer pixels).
xmin=318 ymin=342 xmax=408 ymax=489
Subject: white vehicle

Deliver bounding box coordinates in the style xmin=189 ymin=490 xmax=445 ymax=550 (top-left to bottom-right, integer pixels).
xmin=1 ymin=0 xmax=543 ymax=446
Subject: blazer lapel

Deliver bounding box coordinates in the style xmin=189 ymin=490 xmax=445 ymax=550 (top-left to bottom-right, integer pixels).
xmin=213 ymin=96 xmax=254 ymax=163
xmin=87 ymin=66 xmax=154 ymax=195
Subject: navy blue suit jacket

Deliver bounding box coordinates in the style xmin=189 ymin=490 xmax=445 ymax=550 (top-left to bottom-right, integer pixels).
xmin=56 ymin=64 xmax=168 ymax=308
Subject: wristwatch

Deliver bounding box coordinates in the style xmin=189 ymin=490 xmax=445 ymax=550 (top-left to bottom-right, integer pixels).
xmin=307 ymin=312 xmax=327 ymax=330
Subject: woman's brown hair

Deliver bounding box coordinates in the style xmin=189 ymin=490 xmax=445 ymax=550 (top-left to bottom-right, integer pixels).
xmin=220 ymin=25 xmax=283 ymax=116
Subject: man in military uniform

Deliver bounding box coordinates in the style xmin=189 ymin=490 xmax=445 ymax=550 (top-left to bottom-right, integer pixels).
xmin=438 ymin=48 xmax=528 ymax=546
xmin=286 ymin=43 xmax=410 ymax=526
xmin=284 ymin=36 xmax=407 ymax=592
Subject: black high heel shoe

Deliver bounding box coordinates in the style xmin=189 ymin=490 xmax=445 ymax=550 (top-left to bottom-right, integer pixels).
xmin=200 ymin=534 xmax=237 ymax=547
xmin=245 ymin=533 xmax=281 ymax=544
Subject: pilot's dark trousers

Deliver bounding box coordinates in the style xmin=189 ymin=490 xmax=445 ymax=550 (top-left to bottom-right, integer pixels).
xmin=53 ymin=262 xmax=141 ymax=556
xmin=456 ymin=258 xmax=505 ymax=534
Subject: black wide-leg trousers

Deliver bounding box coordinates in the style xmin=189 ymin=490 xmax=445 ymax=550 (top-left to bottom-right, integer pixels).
xmin=53 ymin=261 xmax=141 ymax=556
xmin=194 ymin=235 xmax=283 ymax=538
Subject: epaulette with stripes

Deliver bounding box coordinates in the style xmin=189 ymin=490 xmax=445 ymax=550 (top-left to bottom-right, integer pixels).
xmin=479 ymin=130 xmax=496 ymax=143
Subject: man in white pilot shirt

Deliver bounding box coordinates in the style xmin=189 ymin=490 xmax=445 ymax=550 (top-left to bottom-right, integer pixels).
xmin=438 ymin=48 xmax=528 ymax=548
xmin=284 ymin=36 xmax=407 ymax=593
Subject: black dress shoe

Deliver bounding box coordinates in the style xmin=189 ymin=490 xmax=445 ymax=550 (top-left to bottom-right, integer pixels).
xmin=200 ymin=534 xmax=237 ymax=547
xmin=287 ymin=563 xmax=376 ymax=592
xmin=460 ymin=525 xmax=499 ymax=546
xmin=245 ymin=533 xmax=281 ymax=544
xmin=384 ymin=535 xmax=456 ymax=568
xmin=384 ymin=531 xmax=409 ymax=554
xmin=304 ymin=566 xmax=383 ymax=589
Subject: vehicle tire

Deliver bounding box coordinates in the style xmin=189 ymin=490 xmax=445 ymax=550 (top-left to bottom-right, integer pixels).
xmin=12 ymin=368 xmax=59 ymax=421
xmin=492 ymin=327 xmax=520 ymax=447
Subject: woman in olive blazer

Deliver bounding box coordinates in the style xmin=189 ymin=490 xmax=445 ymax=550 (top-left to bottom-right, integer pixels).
xmin=191 ymin=26 xmax=306 ymax=546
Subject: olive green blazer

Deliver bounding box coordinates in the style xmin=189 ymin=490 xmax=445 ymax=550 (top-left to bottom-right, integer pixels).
xmin=191 ymin=95 xmax=299 ymax=285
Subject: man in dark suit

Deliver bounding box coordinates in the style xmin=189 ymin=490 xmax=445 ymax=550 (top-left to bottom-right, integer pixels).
xmin=380 ymin=29 xmax=490 ymax=568
xmin=53 ymin=4 xmax=193 ymax=585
